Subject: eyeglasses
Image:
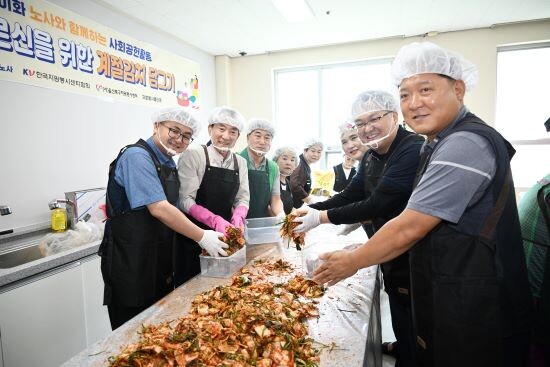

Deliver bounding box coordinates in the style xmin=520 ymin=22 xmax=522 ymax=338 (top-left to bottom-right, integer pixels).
xmin=161 ymin=122 xmax=194 ymax=144
xmin=354 ymin=111 xmax=393 ymax=130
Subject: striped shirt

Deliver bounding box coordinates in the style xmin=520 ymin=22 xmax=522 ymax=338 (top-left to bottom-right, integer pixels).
xmin=407 ymin=130 xmax=496 ymax=225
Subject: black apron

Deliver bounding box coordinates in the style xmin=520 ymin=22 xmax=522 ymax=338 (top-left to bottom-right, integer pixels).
xmin=280 ymin=176 xmax=294 ymax=215
xmin=247 ymin=159 xmax=271 ymax=218
xmin=409 ymin=113 xmax=532 ymax=367
xmin=333 ymin=163 xmax=356 ymax=192
xmin=173 ymin=145 xmax=240 ymax=286
xmin=362 ymin=133 xmax=420 ymax=299
xmin=99 ymin=139 xmax=178 ymax=308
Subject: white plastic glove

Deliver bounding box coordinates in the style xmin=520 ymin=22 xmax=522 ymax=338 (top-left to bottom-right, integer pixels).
xmin=198 ymin=230 xmax=229 ymax=257
xmin=275 ymin=211 xmax=286 ymax=224
xmin=337 ymin=222 xmax=362 ymax=236
xmin=293 ymin=207 xmax=321 ymax=234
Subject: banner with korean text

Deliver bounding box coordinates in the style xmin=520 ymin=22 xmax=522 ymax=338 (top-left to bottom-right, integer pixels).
xmin=0 ymin=0 xmax=201 ymax=108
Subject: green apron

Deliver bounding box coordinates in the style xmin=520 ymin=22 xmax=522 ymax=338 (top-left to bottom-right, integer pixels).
xmin=247 ymin=161 xmax=271 ymax=218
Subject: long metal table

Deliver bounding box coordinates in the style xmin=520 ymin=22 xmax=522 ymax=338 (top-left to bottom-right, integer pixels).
xmin=63 ymin=224 xmax=381 ymax=367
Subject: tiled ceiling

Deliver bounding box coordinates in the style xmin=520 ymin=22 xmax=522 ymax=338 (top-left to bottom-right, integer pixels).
xmin=95 ymin=0 xmax=550 ymax=57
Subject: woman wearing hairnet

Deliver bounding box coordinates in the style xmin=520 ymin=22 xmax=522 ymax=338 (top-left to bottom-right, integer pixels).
xmin=238 ymin=119 xmax=285 ymax=219
xmin=175 ymin=107 xmax=250 ymax=286
xmin=273 ymin=147 xmax=298 ymax=214
xmin=293 ymin=91 xmax=424 ymax=366
xmin=290 ymin=139 xmax=323 ymax=208
xmin=314 ymin=42 xmax=532 ymax=367
xmin=332 ymin=120 xmax=364 ymax=192
xmin=99 ymin=107 xmax=228 ymax=330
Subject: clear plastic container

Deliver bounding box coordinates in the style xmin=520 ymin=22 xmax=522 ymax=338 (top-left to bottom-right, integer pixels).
xmin=245 ymin=217 xmax=281 ymax=245
xmin=199 ymin=246 xmax=246 ymax=278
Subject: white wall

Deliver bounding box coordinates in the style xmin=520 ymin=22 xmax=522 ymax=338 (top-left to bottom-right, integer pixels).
xmin=0 ymin=0 xmax=216 ymax=232
xmin=221 ymin=20 xmax=550 ymax=135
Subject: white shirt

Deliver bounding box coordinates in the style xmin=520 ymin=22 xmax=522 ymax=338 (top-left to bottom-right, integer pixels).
xmin=177 ymin=145 xmax=250 ymax=213
xmin=343 ymin=167 xmax=353 ymax=180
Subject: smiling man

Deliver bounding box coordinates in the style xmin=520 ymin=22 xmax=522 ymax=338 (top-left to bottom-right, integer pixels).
xmin=293 ymin=90 xmax=424 ymax=366
xmin=239 ymin=118 xmax=285 ymax=219
xmin=175 ymin=106 xmax=250 ymax=286
xmin=313 ymin=42 xmax=532 ymax=367
xmin=100 ymin=107 xmax=228 ymax=330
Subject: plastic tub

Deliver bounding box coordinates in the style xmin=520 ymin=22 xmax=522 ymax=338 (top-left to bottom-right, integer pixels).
xmin=245 ymin=217 xmax=281 ymax=245
xmin=199 ymin=246 xmax=246 ymax=278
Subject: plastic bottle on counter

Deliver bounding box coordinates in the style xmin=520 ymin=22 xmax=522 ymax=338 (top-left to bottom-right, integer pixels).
xmin=51 ymin=207 xmax=67 ymax=232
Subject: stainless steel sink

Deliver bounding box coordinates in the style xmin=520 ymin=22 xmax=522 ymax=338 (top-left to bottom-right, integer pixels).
xmin=0 ymin=243 xmax=46 ymax=269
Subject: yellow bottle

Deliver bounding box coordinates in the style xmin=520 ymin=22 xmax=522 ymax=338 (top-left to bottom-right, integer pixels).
xmin=51 ymin=207 xmax=67 ymax=232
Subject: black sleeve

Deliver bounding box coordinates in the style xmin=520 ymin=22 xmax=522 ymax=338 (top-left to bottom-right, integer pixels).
xmin=310 ymin=176 xmax=365 ymax=210
xmin=326 ymin=184 xmax=409 ymax=224
xmin=326 ymin=137 xmax=423 ymax=225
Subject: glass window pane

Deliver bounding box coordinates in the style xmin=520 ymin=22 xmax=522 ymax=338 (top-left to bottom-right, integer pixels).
xmin=274 ymin=59 xmax=393 ymax=169
xmin=321 ymin=62 xmax=394 ymax=148
xmin=326 ymin=151 xmax=343 ymax=170
xmin=496 ymin=46 xmax=550 ymax=140
xmin=274 ymin=70 xmax=319 ymax=150
xmin=510 ymin=144 xmax=550 ymax=188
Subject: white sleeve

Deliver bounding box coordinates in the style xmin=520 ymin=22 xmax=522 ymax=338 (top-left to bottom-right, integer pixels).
xmin=177 ymin=147 xmax=205 ymax=213
xmin=234 ymin=155 xmax=250 ymax=209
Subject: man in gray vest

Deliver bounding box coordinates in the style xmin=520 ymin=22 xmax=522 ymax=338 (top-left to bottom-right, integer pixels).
xmin=314 ymin=42 xmax=532 ymax=367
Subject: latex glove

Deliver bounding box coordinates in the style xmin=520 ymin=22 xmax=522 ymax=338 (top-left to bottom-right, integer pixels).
xmin=293 ymin=207 xmax=321 ymax=234
xmin=337 ymin=223 xmax=362 ymax=236
xmin=231 ymin=205 xmax=249 ymax=229
xmin=189 ymin=204 xmax=231 ymax=233
xmin=198 ymin=230 xmax=229 ymax=257
xmin=275 ymin=211 xmax=286 ymax=224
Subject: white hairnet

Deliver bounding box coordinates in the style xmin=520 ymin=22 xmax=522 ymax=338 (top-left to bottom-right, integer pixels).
xmin=208 ymin=106 xmax=245 ymax=132
xmin=351 ymin=90 xmax=398 ymax=120
xmin=338 ymin=119 xmax=356 ymax=137
xmin=151 ymin=107 xmax=200 ymax=137
xmin=246 ymin=118 xmax=276 ymax=137
xmin=273 ymin=146 xmax=298 ymax=163
xmin=304 ymin=138 xmax=324 ymax=151
xmin=391 ymin=41 xmax=479 ymax=91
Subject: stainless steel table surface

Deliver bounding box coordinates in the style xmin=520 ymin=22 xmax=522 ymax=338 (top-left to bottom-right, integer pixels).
xmin=63 ymin=224 xmax=380 ymax=367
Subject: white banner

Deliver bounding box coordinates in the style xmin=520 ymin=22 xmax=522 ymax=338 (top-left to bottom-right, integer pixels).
xmin=0 ymin=0 xmax=201 ymax=108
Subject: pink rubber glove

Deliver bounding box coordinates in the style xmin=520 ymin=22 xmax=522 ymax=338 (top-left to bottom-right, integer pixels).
xmin=231 ymin=205 xmax=249 ymax=229
xmin=189 ymin=204 xmax=231 ymax=233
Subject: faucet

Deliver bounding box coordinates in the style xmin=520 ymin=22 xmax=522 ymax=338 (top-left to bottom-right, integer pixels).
xmin=48 ymin=199 xmax=75 ymax=211
xmin=48 ymin=199 xmax=77 ymax=228
xmin=0 ymin=205 xmax=12 ymax=216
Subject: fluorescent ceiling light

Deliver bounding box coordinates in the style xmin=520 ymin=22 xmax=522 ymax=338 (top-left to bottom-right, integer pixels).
xmin=272 ymin=0 xmax=314 ymax=23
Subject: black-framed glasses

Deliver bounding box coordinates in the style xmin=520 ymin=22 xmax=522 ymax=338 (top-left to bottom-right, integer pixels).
xmin=354 ymin=111 xmax=393 ymax=130
xmin=161 ymin=122 xmax=194 ymax=144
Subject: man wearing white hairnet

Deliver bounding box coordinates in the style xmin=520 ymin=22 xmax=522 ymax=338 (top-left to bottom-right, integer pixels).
xmin=238 ymin=119 xmax=285 ymax=219
xmin=293 ymin=91 xmax=424 ymax=366
xmin=175 ymin=107 xmax=250 ymax=286
xmin=290 ymin=139 xmax=323 ymax=208
xmin=314 ymin=42 xmax=532 ymax=367
xmin=100 ymin=107 xmax=228 ymax=330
